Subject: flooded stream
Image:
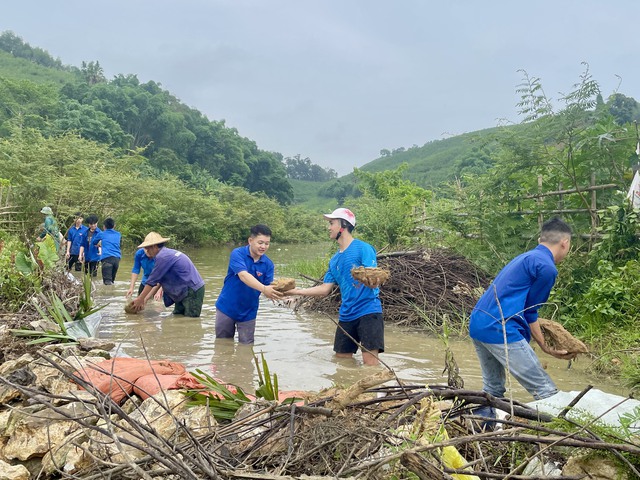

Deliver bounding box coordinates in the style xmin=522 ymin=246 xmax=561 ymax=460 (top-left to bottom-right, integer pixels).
xmin=92 ymin=244 xmax=627 ymax=399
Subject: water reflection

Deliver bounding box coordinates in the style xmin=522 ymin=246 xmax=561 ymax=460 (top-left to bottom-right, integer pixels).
xmin=93 ymin=245 xmax=628 ymax=400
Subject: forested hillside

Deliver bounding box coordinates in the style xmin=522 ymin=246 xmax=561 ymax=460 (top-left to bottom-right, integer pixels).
xmin=0 ymin=32 xmax=294 ymax=203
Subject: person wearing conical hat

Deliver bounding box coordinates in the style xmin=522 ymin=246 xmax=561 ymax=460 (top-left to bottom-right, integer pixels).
xmin=287 ymin=208 xmax=384 ymax=366
xmin=37 ymin=206 xmax=61 ymax=250
xmin=130 ymin=232 xmax=205 ymax=317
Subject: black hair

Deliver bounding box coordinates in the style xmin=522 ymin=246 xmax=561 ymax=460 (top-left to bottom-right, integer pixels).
xmin=340 ymin=219 xmax=355 ymax=233
xmin=86 ymin=214 xmax=99 ymax=225
xmin=250 ymin=224 xmax=272 ymax=237
xmin=104 ymin=217 xmax=115 ymax=229
xmin=540 ymin=217 xmax=572 ymax=243
xmin=74 ymin=212 xmax=83 ymax=218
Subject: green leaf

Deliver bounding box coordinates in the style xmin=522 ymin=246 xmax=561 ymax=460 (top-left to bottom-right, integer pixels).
xmin=14 ymin=252 xmax=35 ymax=275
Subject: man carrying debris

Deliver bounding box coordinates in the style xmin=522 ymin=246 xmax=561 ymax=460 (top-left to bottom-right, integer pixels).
xmin=215 ymin=224 xmax=283 ymax=344
xmin=469 ymin=217 xmax=576 ymax=424
xmin=288 ymin=208 xmax=384 ymax=366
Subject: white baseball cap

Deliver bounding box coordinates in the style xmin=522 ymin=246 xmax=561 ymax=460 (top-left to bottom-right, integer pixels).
xmin=323 ymin=208 xmax=356 ymax=227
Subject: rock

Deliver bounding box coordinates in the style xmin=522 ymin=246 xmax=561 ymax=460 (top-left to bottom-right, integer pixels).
xmin=563 ymin=454 xmax=629 ymax=479
xmin=0 ymin=460 xmax=30 ymax=480
xmin=77 ymin=338 xmax=115 ymax=351
xmin=3 ymin=405 xmax=83 ymax=461
xmin=87 ymin=390 xmax=216 ymax=464
xmin=124 ymin=299 xmax=139 ymax=314
xmin=0 ymin=355 xmax=35 ymax=376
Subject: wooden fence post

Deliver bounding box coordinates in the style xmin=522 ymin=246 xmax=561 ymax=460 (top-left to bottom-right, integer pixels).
xmin=537 ymin=175 xmax=543 ymax=230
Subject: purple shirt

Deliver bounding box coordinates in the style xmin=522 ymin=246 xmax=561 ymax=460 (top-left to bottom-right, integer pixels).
xmin=145 ymin=247 xmax=204 ymax=304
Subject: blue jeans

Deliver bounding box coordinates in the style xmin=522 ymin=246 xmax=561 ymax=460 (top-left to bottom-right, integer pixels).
xmin=472 ymin=338 xmax=558 ymax=401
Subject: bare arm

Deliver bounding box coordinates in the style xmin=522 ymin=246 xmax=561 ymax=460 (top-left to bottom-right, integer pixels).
xmin=238 ymin=271 xmax=283 ymax=300
xmin=287 ymin=282 xmax=336 ymax=298
xmin=126 ymin=273 xmax=139 ymax=298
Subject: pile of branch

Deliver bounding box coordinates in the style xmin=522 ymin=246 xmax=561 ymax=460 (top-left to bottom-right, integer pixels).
xmin=2 ymin=358 xmax=638 ymax=479
xmin=296 ymin=249 xmax=491 ymax=328
xmin=0 ymin=265 xmax=84 ymax=363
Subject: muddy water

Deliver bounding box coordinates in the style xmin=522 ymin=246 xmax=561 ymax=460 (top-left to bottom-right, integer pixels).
xmin=93 ymin=244 xmax=627 ymax=399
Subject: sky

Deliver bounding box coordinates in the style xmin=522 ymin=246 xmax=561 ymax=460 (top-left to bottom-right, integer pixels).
xmin=3 ymin=1 xmax=640 ymax=175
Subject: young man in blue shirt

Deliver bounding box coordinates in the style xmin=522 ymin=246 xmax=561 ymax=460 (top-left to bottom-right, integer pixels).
xmin=131 ymin=232 xmax=205 ymax=317
xmin=92 ymin=217 xmax=122 ymax=285
xmin=469 ymin=217 xmax=575 ymax=423
xmin=215 ymin=224 xmax=283 ymax=344
xmin=126 ymin=246 xmax=163 ymax=300
xmin=288 ymin=208 xmax=384 ymax=366
xmin=79 ymin=215 xmax=101 ymax=277
xmin=65 ymin=213 xmax=87 ymax=271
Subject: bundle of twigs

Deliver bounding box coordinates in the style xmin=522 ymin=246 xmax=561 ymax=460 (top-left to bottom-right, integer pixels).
xmin=297 ymin=249 xmax=490 ymax=329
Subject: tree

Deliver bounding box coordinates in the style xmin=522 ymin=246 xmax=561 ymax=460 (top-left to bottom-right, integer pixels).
xmin=607 ymin=93 xmax=640 ymax=125
xmin=284 ymin=154 xmax=337 ymax=181
xmin=80 ymin=61 xmax=106 ymax=85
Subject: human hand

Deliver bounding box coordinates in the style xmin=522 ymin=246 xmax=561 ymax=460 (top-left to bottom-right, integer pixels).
xmin=65 ymin=252 xmax=70 ymax=259
xmin=131 ymin=297 xmax=145 ymax=312
xmin=262 ymin=285 xmax=283 ymax=300
xmin=125 ymin=287 xmax=133 ymax=298
xmin=541 ymin=344 xmax=577 ymax=361
xmin=153 ymin=288 xmax=163 ymax=301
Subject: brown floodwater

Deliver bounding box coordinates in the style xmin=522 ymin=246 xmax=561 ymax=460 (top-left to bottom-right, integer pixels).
xmin=92 ymin=244 xmax=627 ymax=399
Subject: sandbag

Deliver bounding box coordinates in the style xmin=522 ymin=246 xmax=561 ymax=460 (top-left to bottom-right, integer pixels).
xmin=133 ymin=372 xmax=205 ymax=400
xmin=72 ymin=358 xmax=186 ymax=404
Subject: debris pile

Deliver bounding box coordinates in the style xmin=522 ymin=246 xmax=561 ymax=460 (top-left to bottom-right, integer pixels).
xmin=1 ymin=353 xmax=637 ymax=479
xmin=297 ymin=249 xmax=491 ymax=328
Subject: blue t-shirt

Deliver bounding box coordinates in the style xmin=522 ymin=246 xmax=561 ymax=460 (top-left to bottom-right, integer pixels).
xmin=469 ymin=244 xmax=558 ymax=344
xmin=324 ymin=239 xmax=382 ymax=322
xmin=145 ymin=247 xmax=204 ymax=304
xmin=131 ymin=248 xmax=156 ymax=286
xmin=92 ymin=229 xmax=122 ymax=259
xmin=82 ymin=227 xmax=102 ymax=262
xmin=66 ymin=225 xmax=88 ymax=255
xmin=215 ymin=245 xmax=274 ymax=322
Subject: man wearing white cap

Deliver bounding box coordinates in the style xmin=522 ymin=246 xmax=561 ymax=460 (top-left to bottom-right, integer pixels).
xmin=288 ymin=208 xmax=384 ymax=366
xmin=131 ymin=232 xmax=205 ymax=317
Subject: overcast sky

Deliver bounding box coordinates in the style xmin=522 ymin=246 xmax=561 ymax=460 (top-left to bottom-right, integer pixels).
xmin=3 ymin=1 xmax=639 ymax=174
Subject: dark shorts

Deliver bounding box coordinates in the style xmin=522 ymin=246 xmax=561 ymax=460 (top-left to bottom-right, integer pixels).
xmin=334 ymin=312 xmax=384 ymax=354
xmin=172 ymin=286 xmax=205 ymax=317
